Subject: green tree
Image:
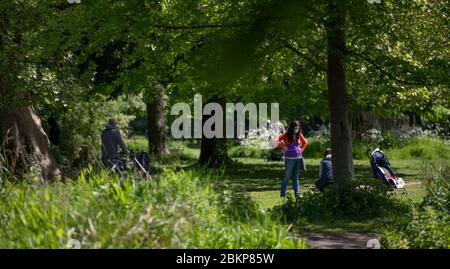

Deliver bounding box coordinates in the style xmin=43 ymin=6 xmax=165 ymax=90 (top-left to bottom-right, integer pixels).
xmin=0 ymin=1 xmax=60 ymax=181
xmin=176 ymin=0 xmax=448 ymax=183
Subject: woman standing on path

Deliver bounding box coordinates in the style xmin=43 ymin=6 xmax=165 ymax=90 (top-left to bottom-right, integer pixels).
xmin=274 ymin=120 xmax=308 ymax=199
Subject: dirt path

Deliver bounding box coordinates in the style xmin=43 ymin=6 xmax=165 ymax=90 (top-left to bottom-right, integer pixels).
xmin=406 ymin=180 xmax=421 ymax=186
xmin=303 ymin=232 xmax=380 ymax=249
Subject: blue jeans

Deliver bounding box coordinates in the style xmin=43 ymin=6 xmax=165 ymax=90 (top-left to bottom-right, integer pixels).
xmin=280 ymin=158 xmax=302 ymax=197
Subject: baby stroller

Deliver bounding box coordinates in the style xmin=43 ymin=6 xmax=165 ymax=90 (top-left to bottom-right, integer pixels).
xmin=367 ymin=148 xmax=407 ymax=194
xmin=130 ymin=151 xmax=153 ymax=180
xmin=110 ymin=151 xmax=153 ymax=184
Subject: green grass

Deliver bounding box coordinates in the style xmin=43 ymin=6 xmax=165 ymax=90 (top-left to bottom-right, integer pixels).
xmin=88 ymin=136 xmax=450 ymax=247
xmin=384 ymin=136 xmax=450 ymax=160
xmin=226 ymin=158 xmax=424 ymax=209
xmin=0 ymin=168 xmax=305 ymax=249
xmin=125 ymin=136 xmax=149 ymax=153
xmin=129 ymin=139 xmax=436 ymax=237
xmin=249 ymin=186 xmax=424 ymax=214
xmin=125 ymin=137 xmax=200 ymax=170
xmin=215 ymin=155 xmax=427 ymax=235
xmin=381 ymin=160 xmax=449 ymax=248
xmin=2 ymin=137 xmax=444 ymax=248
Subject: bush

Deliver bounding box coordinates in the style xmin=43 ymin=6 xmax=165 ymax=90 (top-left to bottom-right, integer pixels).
xmin=381 ymin=207 xmax=449 ymax=249
xmin=227 ymin=127 xmax=449 ymax=161
xmin=0 ymin=168 xmax=305 ymax=249
xmin=420 ymin=160 xmax=450 ymax=213
xmin=361 ymin=129 xmax=384 ymax=146
xmin=125 ymin=136 xmax=148 ymax=153
xmin=385 ymin=136 xmax=450 ymax=160
xmin=228 ymin=146 xmax=269 ymax=159
xmin=351 ymin=140 xmax=372 ymax=160
xmin=301 ymin=136 xmax=330 ymax=159
xmin=380 ymin=160 xmax=450 ymax=249
xmin=269 ymin=179 xmax=411 ymax=223
xmin=40 ymin=94 xmax=146 ymax=176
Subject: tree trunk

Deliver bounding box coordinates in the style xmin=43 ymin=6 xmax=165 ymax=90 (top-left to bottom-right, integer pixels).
xmin=146 ymin=82 xmax=169 ymax=156
xmin=198 ymin=95 xmax=232 ymax=167
xmin=406 ymin=111 xmax=422 ymax=127
xmin=326 ymin=1 xmax=354 ymax=186
xmin=0 ymin=106 xmax=60 ymax=181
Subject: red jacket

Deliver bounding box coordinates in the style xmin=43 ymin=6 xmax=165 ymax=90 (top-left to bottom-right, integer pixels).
xmin=275 ymin=132 xmax=308 ymax=152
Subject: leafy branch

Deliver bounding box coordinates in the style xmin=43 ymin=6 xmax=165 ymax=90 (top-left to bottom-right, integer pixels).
xmin=280 ymin=40 xmax=326 ymax=72
xmin=348 ymin=49 xmax=444 ymax=86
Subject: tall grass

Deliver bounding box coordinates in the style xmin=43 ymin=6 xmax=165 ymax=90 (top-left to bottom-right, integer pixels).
xmin=381 ymin=161 xmax=450 ymax=249
xmin=269 ymin=179 xmax=411 ymax=223
xmin=0 ymin=168 xmax=305 ymax=249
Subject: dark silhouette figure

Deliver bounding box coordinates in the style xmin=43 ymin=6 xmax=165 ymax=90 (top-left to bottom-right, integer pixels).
xmin=48 ymin=116 xmax=60 ymax=145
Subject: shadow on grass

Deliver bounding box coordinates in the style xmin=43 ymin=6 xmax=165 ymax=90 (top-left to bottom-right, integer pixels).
xmin=151 ymin=152 xmax=199 ymax=173
xmin=219 ymin=158 xmax=420 ymax=234
xmin=160 ymin=153 xmax=422 ymax=234
xmin=222 ymin=158 xmax=382 ymax=193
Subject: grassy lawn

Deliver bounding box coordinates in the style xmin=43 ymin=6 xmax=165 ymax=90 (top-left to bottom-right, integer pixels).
xmin=127 ymin=138 xmax=428 ymax=235
xmin=137 ymin=138 xmax=426 ymax=210
xmin=225 ymin=157 xmax=424 ymax=209
xmin=222 ymin=156 xmax=425 ymax=234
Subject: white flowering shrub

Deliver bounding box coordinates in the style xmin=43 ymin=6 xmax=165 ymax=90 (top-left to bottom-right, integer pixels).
xmin=390 ymin=126 xmax=447 ymax=141
xmin=240 ymin=127 xmax=282 ymax=149
xmin=229 ymin=122 xmax=285 ymax=158
xmin=361 ymin=129 xmax=384 ymax=145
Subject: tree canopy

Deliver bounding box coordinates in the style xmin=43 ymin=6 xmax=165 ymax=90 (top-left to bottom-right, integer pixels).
xmin=0 ymin=0 xmax=448 ymax=181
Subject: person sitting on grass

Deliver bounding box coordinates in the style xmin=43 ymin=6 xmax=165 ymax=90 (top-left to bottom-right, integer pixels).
xmin=315 ymin=148 xmax=334 ymax=192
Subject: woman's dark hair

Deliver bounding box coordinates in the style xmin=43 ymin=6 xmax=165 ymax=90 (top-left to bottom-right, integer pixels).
xmin=286 ymin=120 xmax=301 ymax=142
xmin=324 ymin=148 xmax=332 ymax=157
